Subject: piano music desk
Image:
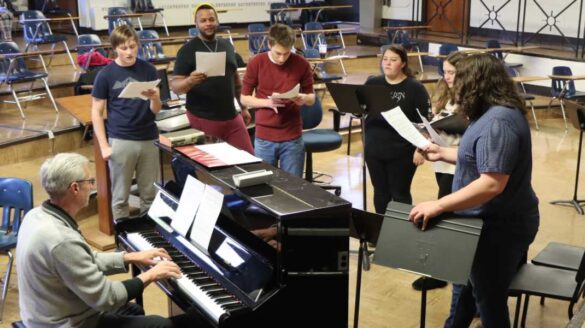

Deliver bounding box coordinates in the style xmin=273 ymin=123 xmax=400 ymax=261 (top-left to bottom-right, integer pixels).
xmin=56 ymin=94 xmax=115 ymax=249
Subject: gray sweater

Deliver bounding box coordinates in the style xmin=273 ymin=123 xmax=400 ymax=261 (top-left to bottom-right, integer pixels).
xmin=17 ymin=202 xmax=130 ymax=328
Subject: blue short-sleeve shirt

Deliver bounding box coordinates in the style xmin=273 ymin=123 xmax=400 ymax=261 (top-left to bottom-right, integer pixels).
xmin=92 ymin=59 xmax=159 ymax=140
xmin=453 ymin=106 xmax=539 ymax=230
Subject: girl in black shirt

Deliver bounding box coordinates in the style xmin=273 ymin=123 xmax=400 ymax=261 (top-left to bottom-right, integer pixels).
xmin=364 ymin=45 xmax=431 ymax=214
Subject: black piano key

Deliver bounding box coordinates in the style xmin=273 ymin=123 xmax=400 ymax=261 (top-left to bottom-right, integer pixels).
xmin=207 ymin=290 xmax=229 ymax=297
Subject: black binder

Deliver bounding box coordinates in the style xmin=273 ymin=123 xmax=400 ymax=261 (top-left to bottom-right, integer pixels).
xmin=374 ymin=201 xmax=483 ymax=285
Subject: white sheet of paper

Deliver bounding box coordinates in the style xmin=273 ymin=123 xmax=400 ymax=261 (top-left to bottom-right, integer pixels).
xmin=190 ymin=185 xmax=224 ymax=251
xmin=432 ymin=161 xmax=456 ymax=174
xmin=416 ymin=109 xmax=448 ymax=147
xmin=196 ymin=142 xmax=262 ymax=165
xmin=270 ymin=83 xmax=300 ymax=99
xmin=171 ymin=175 xmax=205 ymax=237
xmin=381 ymin=107 xmax=431 ymax=149
xmin=196 ymin=51 xmax=226 ymax=77
xmin=118 ymin=79 xmax=161 ymax=100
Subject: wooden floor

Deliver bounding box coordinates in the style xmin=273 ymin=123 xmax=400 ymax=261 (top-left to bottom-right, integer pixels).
xmin=0 ymin=28 xmax=585 ymax=328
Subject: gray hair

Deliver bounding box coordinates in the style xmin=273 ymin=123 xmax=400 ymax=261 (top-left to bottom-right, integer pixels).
xmin=40 ymin=153 xmax=89 ymax=198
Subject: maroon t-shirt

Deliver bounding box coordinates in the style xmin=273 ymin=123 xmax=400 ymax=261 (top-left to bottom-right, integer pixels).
xmin=242 ymin=52 xmax=314 ymax=142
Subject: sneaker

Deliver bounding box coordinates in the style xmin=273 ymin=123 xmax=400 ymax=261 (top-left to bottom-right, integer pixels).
xmin=411 ymin=277 xmax=447 ymax=291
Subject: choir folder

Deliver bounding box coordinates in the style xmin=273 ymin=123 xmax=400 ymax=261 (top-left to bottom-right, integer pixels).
xmin=374 ymin=201 xmax=483 ymax=285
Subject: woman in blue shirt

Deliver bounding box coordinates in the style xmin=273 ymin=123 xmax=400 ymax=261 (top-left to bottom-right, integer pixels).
xmin=410 ymin=53 xmax=539 ymax=328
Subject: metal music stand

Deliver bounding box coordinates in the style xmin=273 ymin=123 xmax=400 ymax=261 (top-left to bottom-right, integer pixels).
xmin=349 ymin=208 xmax=383 ymax=328
xmin=374 ymin=202 xmax=483 ymax=328
xmin=551 ymin=100 xmax=585 ymax=214
xmin=326 ymin=83 xmax=368 ymax=210
xmin=326 ymin=83 xmax=396 ymax=211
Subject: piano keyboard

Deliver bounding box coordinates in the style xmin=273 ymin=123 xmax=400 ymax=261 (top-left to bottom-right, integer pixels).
xmin=127 ymin=231 xmax=244 ymax=323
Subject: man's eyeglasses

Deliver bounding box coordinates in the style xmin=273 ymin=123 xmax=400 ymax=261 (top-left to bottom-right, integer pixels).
xmin=75 ymin=178 xmax=96 ymax=186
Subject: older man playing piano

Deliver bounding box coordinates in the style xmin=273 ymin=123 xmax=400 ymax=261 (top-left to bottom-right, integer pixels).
xmin=16 ymin=152 xmax=210 ymax=328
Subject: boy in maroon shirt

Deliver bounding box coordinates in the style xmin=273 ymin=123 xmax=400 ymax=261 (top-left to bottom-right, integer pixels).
xmin=241 ymin=24 xmax=315 ymax=177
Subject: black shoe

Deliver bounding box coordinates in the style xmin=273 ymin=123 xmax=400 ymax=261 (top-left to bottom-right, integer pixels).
xmin=411 ymin=277 xmax=447 ymax=291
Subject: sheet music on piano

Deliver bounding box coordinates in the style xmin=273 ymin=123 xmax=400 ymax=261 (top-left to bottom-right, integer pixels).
xmin=171 ymin=175 xmax=205 ymax=237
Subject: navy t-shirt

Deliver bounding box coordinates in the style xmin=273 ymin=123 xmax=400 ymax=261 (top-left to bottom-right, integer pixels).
xmin=453 ymin=106 xmax=539 ymax=231
xmin=364 ymin=76 xmax=430 ymax=159
xmin=92 ymin=59 xmax=159 ymax=140
xmin=173 ymin=38 xmax=238 ymax=121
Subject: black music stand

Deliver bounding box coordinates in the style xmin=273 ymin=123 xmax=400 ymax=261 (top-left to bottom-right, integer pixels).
xmin=374 ymin=202 xmax=483 ymax=328
xmin=349 ymin=208 xmax=383 ymax=328
xmin=326 ymin=83 xmax=396 ymax=211
xmin=326 ymin=83 xmax=368 ymax=210
xmin=551 ymin=100 xmax=585 ymax=214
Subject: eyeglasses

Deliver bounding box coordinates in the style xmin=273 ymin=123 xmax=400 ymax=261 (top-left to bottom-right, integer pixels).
xmin=74 ymin=178 xmax=96 ymax=186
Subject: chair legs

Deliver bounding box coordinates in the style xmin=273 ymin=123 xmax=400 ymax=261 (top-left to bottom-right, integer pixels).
xmin=528 ymin=100 xmax=539 ymax=130
xmin=10 ymin=87 xmax=25 ymax=119
xmin=347 ymin=116 xmax=353 ymax=155
xmin=560 ymin=100 xmax=569 ymax=130
xmin=0 ymin=251 xmax=14 ymax=322
xmin=42 ymin=78 xmax=59 ymax=113
xmin=158 ymin=12 xmax=169 ymax=37
xmin=62 ymin=41 xmax=77 ymax=70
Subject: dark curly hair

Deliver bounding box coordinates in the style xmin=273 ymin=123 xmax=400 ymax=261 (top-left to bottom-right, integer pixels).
xmin=453 ymin=53 xmax=526 ymax=121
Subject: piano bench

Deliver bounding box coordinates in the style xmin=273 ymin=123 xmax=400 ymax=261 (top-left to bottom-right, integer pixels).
xmin=12 ymin=321 xmax=26 ymax=328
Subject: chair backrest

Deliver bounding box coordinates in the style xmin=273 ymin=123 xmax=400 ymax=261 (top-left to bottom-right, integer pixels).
xmin=486 ymin=39 xmax=503 ymax=60
xmin=131 ymin=0 xmax=155 ymax=12
xmin=138 ymin=29 xmax=164 ymax=60
xmin=0 ymin=177 xmax=33 ymax=234
xmin=270 ymin=3 xmax=293 ymax=25
xmin=0 ymin=42 xmax=27 ymax=75
xmin=301 ymin=96 xmax=323 ymax=130
xmin=304 ymin=48 xmax=319 ymax=59
xmin=188 ymin=27 xmax=199 ymax=38
xmin=20 ymin=10 xmax=52 ymax=42
xmin=551 ymin=66 xmax=576 ymax=97
xmin=107 ymin=7 xmax=133 ymax=34
xmin=304 ymin=21 xmax=326 ymax=49
xmin=248 ymin=23 xmax=269 ymax=55
xmin=77 ymin=34 xmax=104 ymax=56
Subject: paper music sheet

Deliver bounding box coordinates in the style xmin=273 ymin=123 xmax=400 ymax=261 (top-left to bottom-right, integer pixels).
xmin=416 ymin=109 xmax=448 ymax=147
xmin=196 ymin=142 xmax=262 ymax=165
xmin=270 ymin=83 xmax=300 ymax=99
xmin=171 ymin=175 xmax=205 ymax=237
xmin=381 ymin=107 xmax=431 ymax=149
xmin=196 ymin=51 xmax=226 ymax=77
xmin=190 ymin=185 xmax=224 ymax=252
xmin=118 ymin=79 xmax=161 ymax=100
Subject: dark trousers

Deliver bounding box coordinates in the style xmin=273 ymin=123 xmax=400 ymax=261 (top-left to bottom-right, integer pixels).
xmin=452 ymin=225 xmax=536 ymax=328
xmin=435 ymin=172 xmax=454 ymax=199
xmin=366 ymin=154 xmax=417 ymax=214
xmin=97 ymin=303 xmax=212 ymax=328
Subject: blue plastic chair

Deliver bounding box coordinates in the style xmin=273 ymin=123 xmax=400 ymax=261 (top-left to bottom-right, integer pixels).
xmin=188 ymin=27 xmax=199 ymax=38
xmin=247 ymin=24 xmax=269 ymax=56
xmin=19 ymin=10 xmax=76 ymax=69
xmin=549 ymin=66 xmax=585 ymax=129
xmin=302 ymin=21 xmax=344 ymax=51
xmin=37 ymin=0 xmax=78 ymax=37
xmin=486 ymin=39 xmax=522 ymax=69
xmin=301 ymin=96 xmax=342 ymax=195
xmin=131 ymin=0 xmax=168 ymax=36
xmin=0 ymin=41 xmax=59 ymax=119
xmin=0 ymin=177 xmax=33 ymax=321
xmin=304 ymin=48 xmax=342 ymax=88
xmin=137 ymin=29 xmax=175 ymax=65
xmin=76 ymin=34 xmax=107 ymax=70
xmin=107 ymin=7 xmax=140 ymax=35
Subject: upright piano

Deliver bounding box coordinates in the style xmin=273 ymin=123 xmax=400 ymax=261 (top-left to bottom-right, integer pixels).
xmin=116 ymin=141 xmax=351 ymax=327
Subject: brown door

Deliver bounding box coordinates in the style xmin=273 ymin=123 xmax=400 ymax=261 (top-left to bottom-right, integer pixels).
xmin=426 ymin=0 xmax=467 ymax=35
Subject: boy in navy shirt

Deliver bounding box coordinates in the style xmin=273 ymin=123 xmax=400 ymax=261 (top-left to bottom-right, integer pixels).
xmin=91 ymin=25 xmax=161 ymax=220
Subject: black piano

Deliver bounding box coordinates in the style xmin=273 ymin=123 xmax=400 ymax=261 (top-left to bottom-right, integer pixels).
xmin=116 ymin=141 xmax=351 ymax=327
